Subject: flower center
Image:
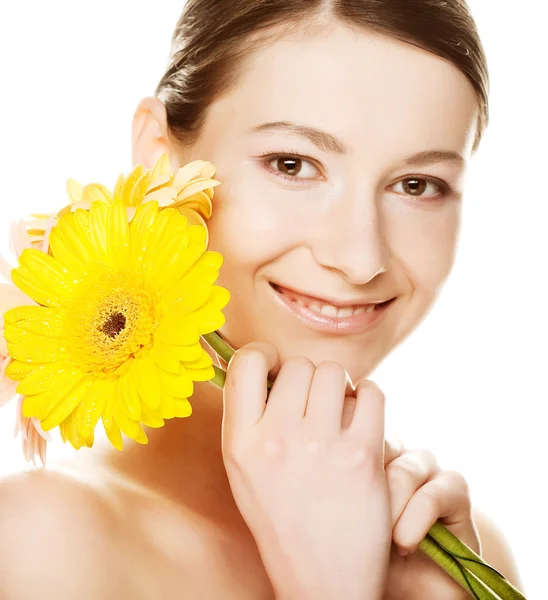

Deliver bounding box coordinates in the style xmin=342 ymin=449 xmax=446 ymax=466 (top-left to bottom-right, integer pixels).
xmin=99 ymin=311 xmax=127 ymax=338
xmin=64 ymin=262 xmax=158 ymax=375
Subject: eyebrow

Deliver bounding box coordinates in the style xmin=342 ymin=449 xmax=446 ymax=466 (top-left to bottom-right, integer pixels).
xmin=251 ymin=121 xmax=465 ymax=166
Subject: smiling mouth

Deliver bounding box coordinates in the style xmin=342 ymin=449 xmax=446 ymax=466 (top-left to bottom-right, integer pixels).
xmin=269 ymin=282 xmax=394 ymax=318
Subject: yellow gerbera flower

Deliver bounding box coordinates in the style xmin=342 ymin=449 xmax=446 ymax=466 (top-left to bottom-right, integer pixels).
xmin=3 ymin=196 xmax=230 ymax=451
xmin=23 ymin=154 xmax=220 ymax=248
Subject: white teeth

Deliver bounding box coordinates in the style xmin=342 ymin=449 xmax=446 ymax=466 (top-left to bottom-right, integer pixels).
xmin=320 ymin=304 xmax=339 ymax=317
xmin=301 ymin=300 xmax=377 ymax=317
xmin=279 ymin=286 xmax=384 ymax=318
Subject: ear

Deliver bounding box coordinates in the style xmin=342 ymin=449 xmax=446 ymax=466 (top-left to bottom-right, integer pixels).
xmin=131 ymin=96 xmax=182 ymax=171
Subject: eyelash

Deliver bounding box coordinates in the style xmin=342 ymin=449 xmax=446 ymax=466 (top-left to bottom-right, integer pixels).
xmin=258 ymin=150 xmax=452 ymax=200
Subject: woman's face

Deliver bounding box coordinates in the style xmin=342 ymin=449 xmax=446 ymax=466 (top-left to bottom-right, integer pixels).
xmin=140 ymin=24 xmax=479 ymax=384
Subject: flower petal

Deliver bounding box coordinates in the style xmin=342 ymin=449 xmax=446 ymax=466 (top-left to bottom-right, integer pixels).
xmin=130 ymin=356 xmax=161 ymax=409
xmin=118 ymin=371 xmax=141 ymax=420
xmin=154 ymin=313 xmax=199 ymax=346
xmin=106 ymin=196 xmax=130 ymax=270
xmin=74 ymin=377 xmax=113 ymax=440
xmin=40 ymin=377 xmax=93 ymax=431
xmin=158 ymin=364 xmax=194 ymax=398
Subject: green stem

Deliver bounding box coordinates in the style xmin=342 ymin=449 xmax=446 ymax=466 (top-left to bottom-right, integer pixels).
xmin=210 ymin=365 xmax=226 ymax=390
xmin=420 ymin=535 xmax=498 ymax=599
xmin=203 ymin=332 xmax=273 ymax=395
xmin=426 ymin=521 xmax=526 ymax=599
xmin=202 ymin=331 xmax=235 ymax=364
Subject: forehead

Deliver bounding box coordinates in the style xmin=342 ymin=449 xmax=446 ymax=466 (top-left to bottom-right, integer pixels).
xmin=207 ymin=24 xmax=479 ymax=158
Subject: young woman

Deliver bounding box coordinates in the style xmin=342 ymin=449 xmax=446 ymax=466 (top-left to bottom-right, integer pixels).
xmin=0 ymin=1 xmax=525 ymax=598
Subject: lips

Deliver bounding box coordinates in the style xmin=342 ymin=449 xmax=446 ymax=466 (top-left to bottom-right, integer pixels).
xmin=271 ymin=283 xmax=391 ymax=311
xmin=269 ymin=282 xmax=395 ymax=335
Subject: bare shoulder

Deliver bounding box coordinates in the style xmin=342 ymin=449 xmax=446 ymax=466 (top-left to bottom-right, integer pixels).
xmin=472 ymin=506 xmax=526 ymax=595
xmin=0 ymin=466 xmax=129 ymax=599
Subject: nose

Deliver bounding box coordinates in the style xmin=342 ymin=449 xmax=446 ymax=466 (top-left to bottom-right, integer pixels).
xmin=310 ymin=200 xmax=390 ymax=285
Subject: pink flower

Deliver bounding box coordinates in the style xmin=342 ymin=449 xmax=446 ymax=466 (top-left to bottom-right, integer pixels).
xmin=14 ymin=394 xmax=51 ymax=466
xmin=0 ymin=211 xmax=56 ymax=464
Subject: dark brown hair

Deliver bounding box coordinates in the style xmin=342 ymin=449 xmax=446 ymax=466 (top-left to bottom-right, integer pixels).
xmin=155 ymin=0 xmax=489 ymax=152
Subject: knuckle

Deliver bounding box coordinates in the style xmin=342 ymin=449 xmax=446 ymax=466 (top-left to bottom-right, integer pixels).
xmin=445 ymin=470 xmax=471 ymax=495
xmin=421 ymin=485 xmax=442 ymax=510
xmin=316 ymin=361 xmax=346 ymax=379
xmin=357 ymin=379 xmax=385 ymax=401
xmin=386 ymin=459 xmax=417 ymax=485
xmin=342 ymin=437 xmax=382 ymax=471
xmin=232 ymin=347 xmax=266 ymax=368
xmin=283 ymin=356 xmax=315 ymax=371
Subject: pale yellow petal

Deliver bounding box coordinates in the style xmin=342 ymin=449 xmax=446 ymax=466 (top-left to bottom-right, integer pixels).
xmin=121 ymin=165 xmax=146 ymax=206
xmin=172 ymin=189 xmax=213 ymax=219
xmin=149 ymin=153 xmax=173 ymax=181
xmin=176 ymin=179 xmax=220 ymax=207
xmin=145 ymin=173 xmax=172 ymax=195
xmin=128 ymin=172 xmax=152 ymax=207
xmin=142 ymin=186 xmax=178 ymax=207
xmin=81 ymin=183 xmax=113 ymax=205
xmin=66 ymin=178 xmax=83 ymax=203
xmin=172 ymin=161 xmax=212 ymax=190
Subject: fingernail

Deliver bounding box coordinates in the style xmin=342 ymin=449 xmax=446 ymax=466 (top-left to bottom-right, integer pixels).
xmin=398 ymin=547 xmax=409 ymax=557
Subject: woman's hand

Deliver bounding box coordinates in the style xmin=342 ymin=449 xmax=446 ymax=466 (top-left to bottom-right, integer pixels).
xmin=221 ymin=341 xmax=393 ymax=600
xmin=382 ymin=443 xmax=481 ymax=599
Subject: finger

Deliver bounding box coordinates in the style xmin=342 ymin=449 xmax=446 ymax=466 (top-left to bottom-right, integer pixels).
xmin=385 ymin=449 xmax=439 ymax=529
xmin=384 ymin=437 xmax=406 ymax=468
xmin=263 ymin=356 xmax=315 ymax=423
xmin=344 ymin=379 xmax=385 ymax=454
xmin=392 ymin=470 xmax=479 ymax=555
xmin=223 ymin=341 xmax=280 ymax=437
xmin=304 ymin=361 xmax=348 ymax=437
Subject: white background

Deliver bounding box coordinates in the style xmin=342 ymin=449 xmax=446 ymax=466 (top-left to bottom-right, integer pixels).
xmin=0 ymin=1 xmax=546 ymax=597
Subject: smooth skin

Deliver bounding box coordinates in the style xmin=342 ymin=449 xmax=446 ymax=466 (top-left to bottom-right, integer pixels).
xmin=0 ymin=21 xmax=524 ymax=599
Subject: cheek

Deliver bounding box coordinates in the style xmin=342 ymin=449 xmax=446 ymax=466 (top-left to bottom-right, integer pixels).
xmin=389 ymin=206 xmax=461 ymax=295
xmin=205 ymin=189 xmax=297 ymax=275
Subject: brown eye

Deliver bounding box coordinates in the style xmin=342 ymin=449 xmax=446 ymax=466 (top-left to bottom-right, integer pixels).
xmin=276 ymin=156 xmax=302 ymax=177
xmin=402 ymin=177 xmax=428 ymax=196
xmin=393 ymin=176 xmax=448 ymax=200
